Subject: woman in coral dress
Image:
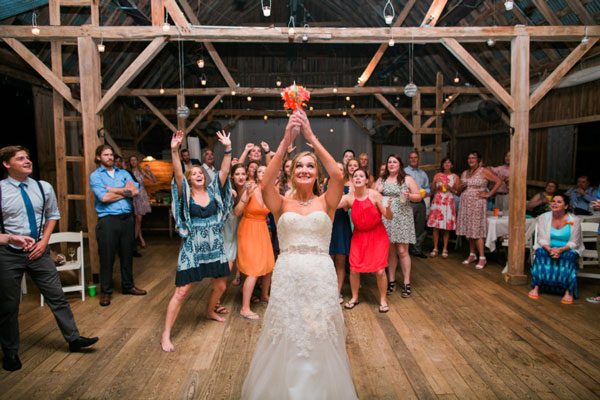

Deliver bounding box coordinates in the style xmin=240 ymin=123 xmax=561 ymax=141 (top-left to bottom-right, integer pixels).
xmin=235 ymin=165 xmax=274 ymax=321
xmin=456 ymin=151 xmax=502 ymax=269
xmin=427 ymin=157 xmax=459 ymax=258
xmin=338 ymin=168 xmax=393 ymax=313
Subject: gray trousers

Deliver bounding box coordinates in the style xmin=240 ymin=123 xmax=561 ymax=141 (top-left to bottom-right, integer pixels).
xmin=0 ymin=246 xmax=80 ymax=356
xmin=409 ymin=201 xmax=427 ymax=253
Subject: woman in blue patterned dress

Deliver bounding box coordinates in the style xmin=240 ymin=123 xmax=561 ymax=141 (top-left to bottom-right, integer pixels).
xmin=161 ymin=130 xmax=233 ymax=352
xmin=528 ymin=193 xmax=584 ymax=304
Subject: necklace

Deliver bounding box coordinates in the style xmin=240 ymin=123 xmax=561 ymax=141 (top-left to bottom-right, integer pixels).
xmin=297 ymin=198 xmax=312 ymax=206
xmin=467 ymin=167 xmax=479 ymax=178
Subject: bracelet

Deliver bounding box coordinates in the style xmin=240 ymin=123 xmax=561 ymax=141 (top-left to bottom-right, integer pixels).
xmin=224 ymin=149 xmax=232 ymax=154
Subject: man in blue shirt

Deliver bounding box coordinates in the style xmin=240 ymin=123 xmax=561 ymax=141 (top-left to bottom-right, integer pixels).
xmin=0 ymin=146 xmax=98 ymax=371
xmin=90 ymin=144 xmax=146 ymax=307
xmin=404 ymin=151 xmax=430 ymax=258
xmin=566 ymin=175 xmax=595 ymax=213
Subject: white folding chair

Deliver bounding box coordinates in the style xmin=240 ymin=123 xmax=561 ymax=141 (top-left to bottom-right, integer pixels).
xmin=42 ymin=231 xmax=85 ymax=306
xmin=500 ymin=216 xmax=537 ymax=274
xmin=578 ymin=222 xmax=599 ymax=279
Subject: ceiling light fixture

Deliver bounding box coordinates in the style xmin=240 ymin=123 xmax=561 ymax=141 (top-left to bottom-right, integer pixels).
xmin=162 ymin=9 xmax=170 ymax=32
xmin=288 ymin=16 xmax=295 ymax=38
xmin=453 ymin=73 xmax=459 ymax=84
xmin=31 ymin=10 xmax=40 ymax=35
xmin=276 ymin=78 xmax=282 ymax=87
xmin=264 ymin=115 xmax=268 ymax=120
xmin=200 ymin=73 xmax=207 ymax=86
xmin=383 ymin=0 xmax=395 ymax=25
xmin=504 ymin=0 xmax=514 ymax=11
xmin=261 ymin=0 xmax=271 ymax=17
xmin=302 ymin=24 xmax=309 ymax=42
xmin=247 ymin=96 xmax=252 ymax=102
xmin=582 ymin=26 xmax=589 ymax=44
xmin=97 ymin=37 xmax=105 ymax=53
xmin=487 ymin=37 xmax=495 ymax=47
xmin=404 ymin=39 xmax=418 ymax=97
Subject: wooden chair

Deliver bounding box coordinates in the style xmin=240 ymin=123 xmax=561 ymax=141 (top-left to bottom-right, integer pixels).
xmin=42 ymin=231 xmax=85 ymax=306
xmin=578 ymin=222 xmax=599 ymax=279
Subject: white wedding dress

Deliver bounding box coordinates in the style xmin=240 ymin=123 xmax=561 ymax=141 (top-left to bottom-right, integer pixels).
xmin=241 ymin=211 xmax=358 ymax=400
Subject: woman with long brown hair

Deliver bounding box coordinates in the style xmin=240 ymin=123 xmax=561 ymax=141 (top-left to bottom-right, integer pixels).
xmin=375 ymin=154 xmax=421 ymax=297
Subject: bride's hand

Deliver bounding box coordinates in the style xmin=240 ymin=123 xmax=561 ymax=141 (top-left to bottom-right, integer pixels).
xmin=296 ymin=109 xmax=315 ymax=142
xmin=284 ymin=113 xmax=303 ymax=144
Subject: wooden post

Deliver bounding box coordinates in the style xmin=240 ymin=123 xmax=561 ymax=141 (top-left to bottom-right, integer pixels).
xmin=435 ymin=72 xmax=443 ymax=164
xmin=506 ymin=31 xmax=529 ymax=285
xmin=78 ymin=36 xmax=102 ymax=280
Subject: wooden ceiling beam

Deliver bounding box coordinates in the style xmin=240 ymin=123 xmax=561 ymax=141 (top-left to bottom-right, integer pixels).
xmin=529 ymin=37 xmax=599 ymax=110
xmin=442 ymin=38 xmax=514 ymax=111
xmin=184 ymin=95 xmax=223 ymax=135
xmin=121 ymin=85 xmax=489 ymax=97
xmin=96 ymin=37 xmax=168 ymax=114
xmin=356 ymin=0 xmax=416 ymax=87
xmin=421 ymin=0 xmax=449 ymax=27
xmin=374 ymin=93 xmax=415 ymax=134
xmin=530 ymin=0 xmax=562 ymax=26
xmin=138 ymin=95 xmax=177 ymax=132
xmin=563 ymin=0 xmax=596 ymax=25
xmin=162 ymin=0 xmax=191 ymax=33
xmin=3 ymin=38 xmax=81 ymax=113
xmin=3 ymin=25 xmax=597 ymax=42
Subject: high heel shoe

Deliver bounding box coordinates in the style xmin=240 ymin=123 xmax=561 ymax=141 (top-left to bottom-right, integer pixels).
xmin=462 ymin=253 xmax=477 ymax=264
xmin=387 ymin=281 xmax=397 ymax=294
xmin=401 ymin=283 xmax=411 ymax=298
xmin=475 ymin=257 xmax=487 ymax=269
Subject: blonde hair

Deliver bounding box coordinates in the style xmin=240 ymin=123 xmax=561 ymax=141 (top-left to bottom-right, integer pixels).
xmin=184 ymin=165 xmax=206 ymax=189
xmin=288 ymin=151 xmax=324 ymax=198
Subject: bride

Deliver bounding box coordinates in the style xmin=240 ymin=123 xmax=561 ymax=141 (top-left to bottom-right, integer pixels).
xmin=241 ymin=111 xmax=358 ymax=399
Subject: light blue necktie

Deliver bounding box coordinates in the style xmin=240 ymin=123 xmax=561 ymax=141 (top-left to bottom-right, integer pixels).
xmin=19 ymin=182 xmax=38 ymax=239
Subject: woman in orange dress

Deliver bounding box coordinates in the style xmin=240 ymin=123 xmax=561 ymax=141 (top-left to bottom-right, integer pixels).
xmin=235 ymin=165 xmax=274 ymax=321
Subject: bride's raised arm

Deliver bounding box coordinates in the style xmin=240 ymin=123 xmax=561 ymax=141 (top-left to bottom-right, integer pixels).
xmin=298 ymin=110 xmax=344 ymax=213
xmin=262 ymin=113 xmax=303 ymax=216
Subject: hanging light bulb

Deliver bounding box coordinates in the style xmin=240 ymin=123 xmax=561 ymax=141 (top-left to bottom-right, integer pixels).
xmin=504 ymin=0 xmax=514 ymax=11
xmin=309 ymin=106 xmax=314 ymax=111
xmin=162 ymin=22 xmax=170 ymax=32
xmin=330 ymin=128 xmax=334 ymax=133
xmin=453 ymin=74 xmax=459 ymax=84
xmin=441 ymin=110 xmax=446 ymax=114
xmin=288 ymin=16 xmax=295 ymax=38
xmin=333 ymin=87 xmax=337 ymax=93
xmin=200 ymin=74 xmax=207 ymax=86
xmin=389 ymin=38 xmax=395 ymax=47
xmin=276 ymin=78 xmax=282 ymax=87
xmin=97 ymin=39 xmax=105 ymax=53
xmin=31 ymin=11 xmax=40 ymax=35
xmin=383 ymin=0 xmax=395 ymax=25
xmin=448 ymin=95 xmax=453 ymax=99
xmin=197 ymin=58 xmax=204 ymax=68
xmin=264 ymin=115 xmax=268 ymax=120
xmin=342 ymin=110 xmax=347 ymax=116
xmin=194 ymin=103 xmax=199 ymax=108
xmin=326 ymin=113 xmax=331 ymax=117
xmin=247 ymin=96 xmax=252 ymax=102
xmin=231 ymin=90 xmax=236 ymax=96
xmin=487 ymin=38 xmax=495 ymax=47
xmin=582 ymin=26 xmax=589 ymax=44
xmin=346 ymin=96 xmax=351 ymax=101
xmin=350 ymin=104 xmax=355 ymax=109
xmin=261 ymin=0 xmax=271 ymax=17
xmin=302 ymin=24 xmax=309 ymax=42
xmin=159 ymin=84 xmax=165 ymax=95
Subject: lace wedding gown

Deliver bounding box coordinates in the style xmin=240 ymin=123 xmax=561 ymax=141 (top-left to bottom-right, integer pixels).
xmin=241 ymin=211 xmax=358 ymax=400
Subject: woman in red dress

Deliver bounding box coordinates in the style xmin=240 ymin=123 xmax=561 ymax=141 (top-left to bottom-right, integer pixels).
xmin=338 ymin=168 xmax=393 ymax=313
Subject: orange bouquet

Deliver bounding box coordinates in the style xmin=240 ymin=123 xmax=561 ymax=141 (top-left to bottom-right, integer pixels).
xmin=281 ymin=83 xmax=310 ymax=111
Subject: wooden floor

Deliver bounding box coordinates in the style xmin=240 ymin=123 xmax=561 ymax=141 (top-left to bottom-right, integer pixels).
xmin=2 ymin=236 xmax=600 ymax=399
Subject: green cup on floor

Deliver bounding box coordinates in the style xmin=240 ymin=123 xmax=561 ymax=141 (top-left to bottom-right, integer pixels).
xmin=88 ymin=285 xmax=97 ymax=298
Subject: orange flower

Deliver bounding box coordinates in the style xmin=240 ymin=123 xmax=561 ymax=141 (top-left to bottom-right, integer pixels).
xmin=281 ymin=84 xmax=310 ymax=111
xmin=564 ymin=220 xmax=573 ymax=226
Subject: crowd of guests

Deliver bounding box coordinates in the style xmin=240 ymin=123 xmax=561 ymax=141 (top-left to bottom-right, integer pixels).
xmin=2 ymin=123 xmax=600 ymax=369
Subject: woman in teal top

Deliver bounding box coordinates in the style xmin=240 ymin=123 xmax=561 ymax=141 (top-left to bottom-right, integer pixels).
xmin=529 ymin=193 xmax=584 ymax=304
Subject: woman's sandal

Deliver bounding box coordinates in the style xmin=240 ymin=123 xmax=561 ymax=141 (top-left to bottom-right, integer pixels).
xmin=475 ymin=257 xmax=487 ymax=269
xmin=401 ymin=283 xmax=411 ymax=298
xmin=387 ymin=281 xmax=397 ymax=294
xmin=462 ymin=253 xmax=477 ymax=264
xmin=379 ymin=304 xmax=390 ymax=313
xmin=214 ymin=303 xmax=229 ymax=314
xmin=429 ymin=249 xmax=439 ymax=257
xmin=344 ymin=301 xmax=360 ymax=310
xmin=442 ymin=250 xmax=448 ymax=258
xmin=339 ymin=294 xmax=344 ymax=304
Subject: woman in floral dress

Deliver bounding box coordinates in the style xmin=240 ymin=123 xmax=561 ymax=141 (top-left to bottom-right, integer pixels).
xmin=456 ymin=151 xmax=502 ymax=269
xmin=427 ymin=157 xmax=459 ymax=258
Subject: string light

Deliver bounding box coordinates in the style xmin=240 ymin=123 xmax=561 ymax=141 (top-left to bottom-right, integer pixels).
xmin=276 ymin=78 xmax=282 ymax=87
xmin=288 ymin=16 xmax=295 ymax=38
xmin=350 ymin=104 xmax=355 ymax=109
xmin=247 ymin=96 xmax=252 ymax=102
xmin=333 ymin=87 xmax=337 ymax=93
xmin=97 ymin=37 xmax=105 ymax=52
xmin=261 ymin=0 xmax=271 ymax=17
xmin=31 ymin=10 xmax=40 ymax=35
xmin=309 ymin=106 xmax=314 ymax=111
xmin=159 ymin=83 xmax=165 ymax=95
xmin=302 ymin=24 xmax=309 ymax=42
xmin=346 ymin=96 xmax=351 ymax=101
xmin=231 ymin=90 xmax=236 ymax=96
xmin=342 ymin=110 xmax=347 ymax=116
xmin=326 ymin=113 xmax=331 ymax=117
xmin=200 ymin=74 xmax=207 ymax=86
xmin=330 ymin=128 xmax=334 ymax=133
xmin=264 ymin=115 xmax=268 ymax=120
xmin=453 ymin=73 xmax=459 ymax=84
xmin=162 ymin=9 xmax=170 ymax=32
xmin=487 ymin=38 xmax=495 ymax=47
xmin=383 ymin=0 xmax=395 ymax=25
xmin=194 ymin=103 xmax=199 ymax=108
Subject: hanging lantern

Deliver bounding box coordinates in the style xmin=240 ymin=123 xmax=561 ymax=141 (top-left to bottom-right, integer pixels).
xmin=177 ymin=105 xmax=190 ymax=120
xmin=261 ymin=0 xmax=271 ymax=17
xmin=200 ymin=73 xmax=207 ymax=86
xmin=383 ymin=0 xmax=395 ymax=25
xmin=404 ymin=82 xmax=418 ymax=97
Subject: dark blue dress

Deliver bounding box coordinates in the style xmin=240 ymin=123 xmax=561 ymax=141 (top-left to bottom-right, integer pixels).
xmin=329 ymin=185 xmax=352 ymax=255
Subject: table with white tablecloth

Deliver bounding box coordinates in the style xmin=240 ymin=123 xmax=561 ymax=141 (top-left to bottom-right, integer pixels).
xmin=485 ymin=216 xmax=536 ymax=252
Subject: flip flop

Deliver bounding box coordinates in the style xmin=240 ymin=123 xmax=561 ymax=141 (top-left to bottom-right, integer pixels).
xmin=239 ymin=312 xmax=260 ymax=321
xmin=560 ymin=298 xmax=573 ymax=305
xmin=379 ymin=304 xmax=390 ymax=313
xmin=344 ymin=301 xmax=360 ymax=310
xmin=214 ymin=304 xmax=229 ymax=314
xmin=527 ymin=293 xmax=539 ymax=300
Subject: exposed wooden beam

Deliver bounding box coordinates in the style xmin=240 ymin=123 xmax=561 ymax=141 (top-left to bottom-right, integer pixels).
xmin=374 ymin=93 xmax=415 ymax=134
xmin=121 ymin=85 xmax=489 ymax=97
xmin=96 ymin=37 xmax=168 ymax=114
xmin=421 ymin=0 xmax=449 ymax=27
xmin=506 ymin=33 xmax=529 ymax=285
xmin=442 ymin=38 xmax=514 ymax=111
xmin=151 ymin=0 xmax=164 ymax=26
xmin=564 ymin=0 xmax=596 ymax=25
xmin=357 ymin=0 xmax=416 ymax=87
xmin=185 ymin=95 xmax=223 ymax=135
xmin=135 ymin=118 xmax=160 ymax=145
xmin=530 ymin=0 xmax=562 ymax=25
xmin=138 ymin=95 xmax=177 ymax=132
xmin=162 ymin=0 xmax=191 ymax=33
xmin=3 ymin=25 xmax=597 ymax=42
xmin=529 ymin=38 xmax=599 ymax=110
xmin=347 ymin=113 xmax=372 ymax=137
xmin=3 ymin=38 xmax=81 ymax=112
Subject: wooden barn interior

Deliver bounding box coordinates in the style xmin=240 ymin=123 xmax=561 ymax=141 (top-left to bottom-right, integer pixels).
xmin=1 ymin=0 xmax=600 ymax=398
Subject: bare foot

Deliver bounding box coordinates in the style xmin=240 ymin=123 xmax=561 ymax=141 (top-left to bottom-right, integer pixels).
xmin=232 ymin=276 xmax=241 ymax=286
xmin=140 ymin=238 xmax=147 ymax=248
xmin=161 ymin=335 xmax=175 ymax=352
xmin=205 ymin=311 xmax=227 ymax=323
